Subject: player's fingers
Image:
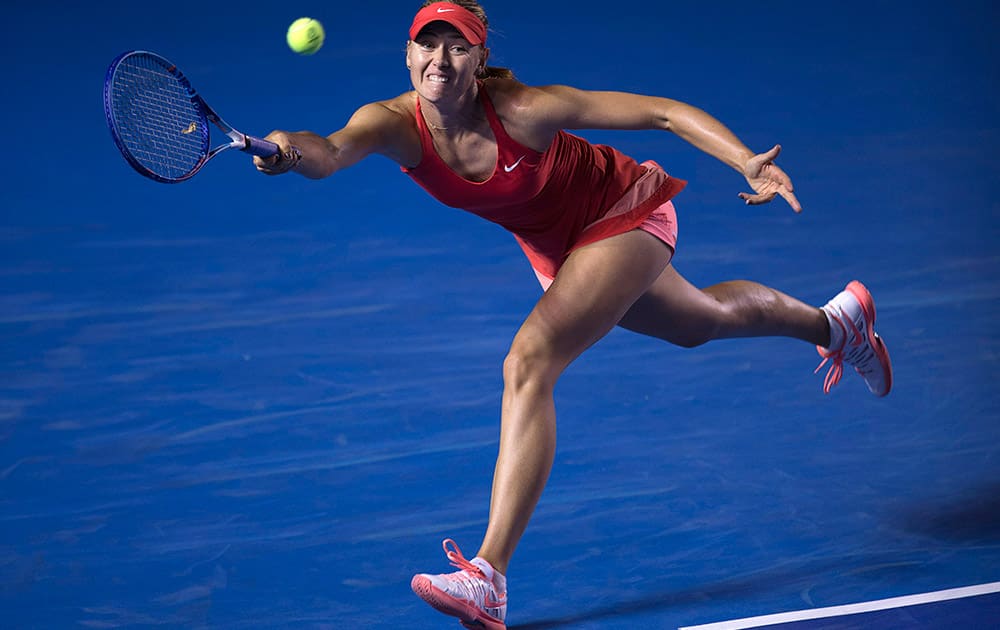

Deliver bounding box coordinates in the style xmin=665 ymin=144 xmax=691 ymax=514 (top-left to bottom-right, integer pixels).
xmin=738 ymin=191 xmax=779 ymax=205
xmin=254 ymin=153 xmax=280 ymax=171
xmin=781 ymin=188 xmax=803 ymax=213
xmin=255 ymin=147 xmax=301 ymax=175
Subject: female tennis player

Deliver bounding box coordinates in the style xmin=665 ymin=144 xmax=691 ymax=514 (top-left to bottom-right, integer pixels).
xmin=255 ymin=1 xmax=893 ymax=627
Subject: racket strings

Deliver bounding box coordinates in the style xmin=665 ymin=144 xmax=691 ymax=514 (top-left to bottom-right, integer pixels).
xmin=110 ymin=55 xmax=208 ymax=179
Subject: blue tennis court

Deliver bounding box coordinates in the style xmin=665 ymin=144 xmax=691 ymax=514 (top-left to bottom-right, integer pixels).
xmin=2 ymin=1 xmax=997 ymax=628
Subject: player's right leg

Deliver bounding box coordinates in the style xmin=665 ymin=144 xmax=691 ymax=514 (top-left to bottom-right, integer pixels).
xmin=411 ymin=539 xmax=507 ymax=630
xmin=412 ymin=228 xmax=676 ymax=628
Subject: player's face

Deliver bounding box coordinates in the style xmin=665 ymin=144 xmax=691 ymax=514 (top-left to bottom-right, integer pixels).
xmin=407 ymin=23 xmax=484 ymax=102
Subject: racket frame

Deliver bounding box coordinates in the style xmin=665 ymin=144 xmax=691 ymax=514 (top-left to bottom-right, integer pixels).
xmin=103 ymin=50 xmax=280 ymax=183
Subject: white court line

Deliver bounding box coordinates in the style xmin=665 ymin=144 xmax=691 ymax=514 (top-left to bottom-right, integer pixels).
xmin=679 ymin=581 xmax=1000 ymax=630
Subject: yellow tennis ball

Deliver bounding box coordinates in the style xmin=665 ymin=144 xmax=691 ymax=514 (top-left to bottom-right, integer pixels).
xmin=287 ymin=18 xmax=325 ymax=55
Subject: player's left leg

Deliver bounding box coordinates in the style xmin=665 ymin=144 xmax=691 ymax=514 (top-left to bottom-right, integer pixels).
xmin=618 ymin=266 xmax=892 ymax=396
xmin=618 ymin=265 xmax=829 ymax=347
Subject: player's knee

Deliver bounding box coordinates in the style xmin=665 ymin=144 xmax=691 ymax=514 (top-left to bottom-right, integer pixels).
xmin=672 ymin=325 xmax=717 ymax=348
xmin=503 ymin=339 xmax=560 ymax=393
xmin=673 ymin=299 xmax=738 ymax=347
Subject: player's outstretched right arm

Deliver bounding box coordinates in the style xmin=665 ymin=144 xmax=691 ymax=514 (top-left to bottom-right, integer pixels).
xmin=254 ymin=101 xmax=409 ymax=179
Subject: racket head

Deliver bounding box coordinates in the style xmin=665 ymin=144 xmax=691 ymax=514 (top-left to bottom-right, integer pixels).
xmin=103 ymin=51 xmax=210 ymax=183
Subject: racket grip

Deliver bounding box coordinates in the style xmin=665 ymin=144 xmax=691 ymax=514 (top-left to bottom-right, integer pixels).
xmin=243 ymin=135 xmax=281 ymax=158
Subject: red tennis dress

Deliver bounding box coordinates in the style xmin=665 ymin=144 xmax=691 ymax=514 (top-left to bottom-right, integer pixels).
xmin=401 ymin=84 xmax=686 ymax=278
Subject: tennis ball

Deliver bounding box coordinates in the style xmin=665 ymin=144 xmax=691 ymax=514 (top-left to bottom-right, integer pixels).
xmin=287 ymin=18 xmax=325 ymax=55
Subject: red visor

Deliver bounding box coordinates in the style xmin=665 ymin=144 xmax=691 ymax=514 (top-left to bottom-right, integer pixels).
xmin=409 ymin=2 xmax=487 ymax=46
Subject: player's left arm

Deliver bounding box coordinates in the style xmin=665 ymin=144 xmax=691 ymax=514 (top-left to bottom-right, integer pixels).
xmin=526 ymin=84 xmax=801 ymax=211
xmin=531 ymin=84 xmax=754 ymax=169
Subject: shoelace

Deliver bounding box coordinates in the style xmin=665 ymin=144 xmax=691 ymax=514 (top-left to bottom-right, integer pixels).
xmin=441 ymin=539 xmax=506 ymax=610
xmin=814 ymin=306 xmax=864 ymax=393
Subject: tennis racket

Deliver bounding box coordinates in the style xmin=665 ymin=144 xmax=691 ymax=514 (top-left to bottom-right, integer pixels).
xmin=103 ymin=50 xmax=295 ymax=183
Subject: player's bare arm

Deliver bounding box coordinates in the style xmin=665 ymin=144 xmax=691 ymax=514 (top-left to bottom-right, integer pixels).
xmin=525 ymin=84 xmax=756 ymax=171
xmin=256 ymin=100 xmax=416 ymax=179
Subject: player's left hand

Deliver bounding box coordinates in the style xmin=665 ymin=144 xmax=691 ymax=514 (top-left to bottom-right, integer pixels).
xmin=739 ymin=144 xmax=802 ymax=213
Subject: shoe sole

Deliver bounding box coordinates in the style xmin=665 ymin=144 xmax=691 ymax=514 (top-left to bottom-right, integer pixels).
xmin=411 ymin=575 xmax=507 ymax=630
xmin=845 ymin=280 xmax=893 ymax=397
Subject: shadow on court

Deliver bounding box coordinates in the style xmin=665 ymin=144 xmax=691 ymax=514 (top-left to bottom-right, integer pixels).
xmin=892 ymin=482 xmax=1000 ymax=543
xmin=509 ymin=554 xmax=895 ymax=629
xmin=511 ymin=483 xmax=1000 ymax=629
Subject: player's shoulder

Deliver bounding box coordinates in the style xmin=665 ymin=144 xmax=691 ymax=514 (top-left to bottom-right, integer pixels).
xmin=483 ymin=79 xmax=563 ymax=125
xmin=339 ymin=94 xmax=419 ymax=159
xmin=483 ymin=78 xmax=540 ymax=107
xmin=484 ymin=79 xmax=583 ymax=114
xmin=484 ymin=80 xmax=591 ymax=138
xmin=353 ymin=93 xmax=417 ymax=129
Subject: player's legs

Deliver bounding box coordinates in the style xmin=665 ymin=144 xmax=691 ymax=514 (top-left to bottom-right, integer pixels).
xmin=618 ymin=264 xmax=830 ymax=347
xmin=475 ymin=229 xmax=674 ymax=573
xmin=415 ymin=231 xmax=892 ymax=624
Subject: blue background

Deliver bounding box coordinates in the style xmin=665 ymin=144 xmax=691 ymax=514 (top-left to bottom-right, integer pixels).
xmin=1 ymin=1 xmax=998 ymax=628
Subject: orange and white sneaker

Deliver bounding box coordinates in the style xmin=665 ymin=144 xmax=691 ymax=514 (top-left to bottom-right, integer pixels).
xmin=815 ymin=280 xmax=893 ymax=397
xmin=411 ymin=539 xmax=507 ymax=630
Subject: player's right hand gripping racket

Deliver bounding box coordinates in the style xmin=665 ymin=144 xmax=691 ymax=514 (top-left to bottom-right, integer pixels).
xmin=103 ymin=50 xmax=296 ymax=183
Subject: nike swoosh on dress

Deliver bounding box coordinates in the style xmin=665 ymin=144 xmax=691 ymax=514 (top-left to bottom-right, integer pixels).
xmin=504 ymin=156 xmax=526 ymax=173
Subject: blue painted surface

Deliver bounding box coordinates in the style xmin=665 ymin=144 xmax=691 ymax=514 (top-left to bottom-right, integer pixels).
xmin=1 ymin=1 xmax=998 ymax=628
